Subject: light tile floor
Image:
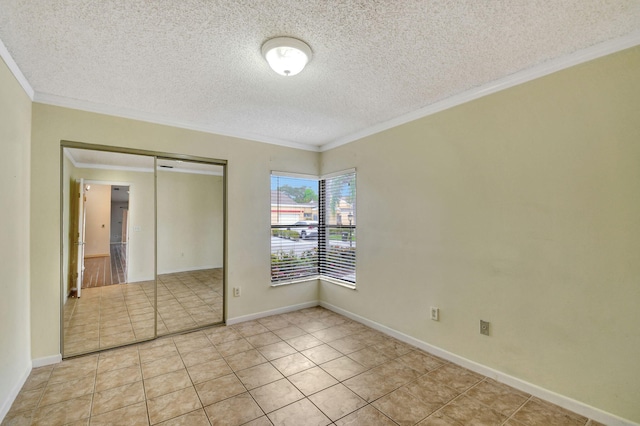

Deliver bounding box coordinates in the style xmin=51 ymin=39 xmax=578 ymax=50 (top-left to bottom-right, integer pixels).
xmin=63 ymin=269 xmax=224 ymax=356
xmin=5 ymin=307 xmax=605 ymax=426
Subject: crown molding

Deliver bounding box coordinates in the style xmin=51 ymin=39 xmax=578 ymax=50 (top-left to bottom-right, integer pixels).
xmin=34 ymin=92 xmax=321 ymax=152
xmin=320 ymin=31 xmax=640 ymax=152
xmin=157 ymin=166 xmax=223 ymax=176
xmin=62 ymin=147 xmax=79 ymax=167
xmin=0 ymin=38 xmax=34 ymax=100
xmin=64 ymin=147 xmax=222 ymax=175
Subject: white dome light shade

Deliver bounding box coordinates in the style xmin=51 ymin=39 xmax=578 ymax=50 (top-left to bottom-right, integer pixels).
xmin=262 ymin=37 xmax=312 ymax=76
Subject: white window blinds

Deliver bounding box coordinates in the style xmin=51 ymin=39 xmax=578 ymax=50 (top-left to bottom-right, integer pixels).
xmin=270 ymin=174 xmax=319 ymax=283
xmin=319 ymin=171 xmax=356 ymax=284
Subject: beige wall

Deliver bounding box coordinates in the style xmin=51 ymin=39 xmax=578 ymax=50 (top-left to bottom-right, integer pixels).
xmin=320 ymin=46 xmax=640 ymax=422
xmin=157 ymin=171 xmax=224 ymax=273
xmin=0 ymin=58 xmax=31 ymax=416
xmin=83 ymin=183 xmax=111 ymax=257
xmin=30 ymin=104 xmax=320 ymax=360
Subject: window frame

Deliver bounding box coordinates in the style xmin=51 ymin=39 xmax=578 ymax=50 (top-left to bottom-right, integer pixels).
xmin=270 ymin=169 xmax=356 ymax=288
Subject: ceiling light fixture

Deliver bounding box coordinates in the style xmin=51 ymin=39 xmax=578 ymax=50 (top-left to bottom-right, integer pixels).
xmin=261 ymin=37 xmax=312 ymax=76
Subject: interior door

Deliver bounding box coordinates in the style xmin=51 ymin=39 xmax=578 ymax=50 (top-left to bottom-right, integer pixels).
xmin=122 ymin=209 xmax=128 ymax=243
xmin=76 ymin=179 xmax=86 ymax=298
xmin=122 ymin=208 xmax=129 ymax=282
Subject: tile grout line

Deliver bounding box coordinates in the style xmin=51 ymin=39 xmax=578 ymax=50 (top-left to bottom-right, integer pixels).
xmin=502 ymin=395 xmax=534 ymax=425
xmin=87 ymin=364 xmax=97 ymax=424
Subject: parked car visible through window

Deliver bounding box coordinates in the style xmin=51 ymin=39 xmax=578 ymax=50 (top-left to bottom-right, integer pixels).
xmin=288 ymin=221 xmax=318 ymax=239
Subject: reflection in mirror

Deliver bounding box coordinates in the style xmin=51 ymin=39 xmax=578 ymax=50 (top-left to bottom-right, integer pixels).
xmin=62 ymin=147 xmax=156 ymax=356
xmin=156 ymin=159 xmax=224 ymax=335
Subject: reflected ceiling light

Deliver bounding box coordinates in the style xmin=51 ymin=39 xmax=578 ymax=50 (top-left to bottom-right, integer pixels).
xmin=261 ymin=37 xmax=312 ymax=76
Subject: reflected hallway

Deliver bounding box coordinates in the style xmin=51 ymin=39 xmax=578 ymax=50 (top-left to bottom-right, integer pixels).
xmin=81 ymin=243 xmax=128 ymax=288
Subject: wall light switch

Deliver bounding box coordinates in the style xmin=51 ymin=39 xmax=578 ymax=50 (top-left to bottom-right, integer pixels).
xmin=430 ymin=307 xmax=439 ymax=321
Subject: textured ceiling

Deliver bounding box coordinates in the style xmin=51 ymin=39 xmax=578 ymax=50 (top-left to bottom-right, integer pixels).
xmin=1 ymin=1 xmax=639 ymax=150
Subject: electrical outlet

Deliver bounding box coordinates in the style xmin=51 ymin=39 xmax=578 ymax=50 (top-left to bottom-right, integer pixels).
xmin=430 ymin=307 xmax=439 ymax=321
xmin=233 ymin=287 xmax=241 ymax=297
xmin=480 ymin=320 xmax=490 ymax=336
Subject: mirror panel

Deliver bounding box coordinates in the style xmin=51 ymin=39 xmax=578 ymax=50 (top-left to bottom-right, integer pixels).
xmin=62 ymin=147 xmax=156 ymax=356
xmin=156 ymin=158 xmax=225 ymax=335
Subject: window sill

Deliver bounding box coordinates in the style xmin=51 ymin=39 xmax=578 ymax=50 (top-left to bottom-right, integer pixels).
xmin=319 ymin=276 xmax=356 ymax=290
xmin=271 ymin=275 xmax=356 ymax=290
xmin=271 ymin=276 xmax=320 ymax=287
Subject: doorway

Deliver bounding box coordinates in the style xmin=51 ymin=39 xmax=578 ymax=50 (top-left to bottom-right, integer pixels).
xmin=80 ymin=182 xmax=131 ymax=288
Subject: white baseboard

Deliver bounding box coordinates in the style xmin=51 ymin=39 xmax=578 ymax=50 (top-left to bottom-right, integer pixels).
xmin=84 ymin=253 xmax=110 ymax=259
xmin=320 ymin=301 xmax=637 ymax=426
xmin=127 ymin=275 xmax=155 ymax=283
xmin=0 ymin=361 xmax=31 ymax=423
xmin=32 ymin=354 xmax=62 ymax=368
xmin=226 ymin=301 xmax=319 ymax=326
xmin=129 ymin=266 xmax=222 ymax=284
xmin=158 ymin=265 xmax=222 ymax=275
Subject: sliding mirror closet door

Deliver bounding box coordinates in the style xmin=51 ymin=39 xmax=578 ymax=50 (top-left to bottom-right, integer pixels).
xmin=156 ymin=159 xmax=225 ymax=335
xmin=62 ymin=147 xmax=156 ymax=357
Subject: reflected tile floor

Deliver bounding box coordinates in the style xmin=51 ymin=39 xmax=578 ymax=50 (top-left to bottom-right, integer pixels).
xmin=5 ymin=307 xmax=606 ymax=426
xmin=63 ymin=269 xmax=223 ymax=356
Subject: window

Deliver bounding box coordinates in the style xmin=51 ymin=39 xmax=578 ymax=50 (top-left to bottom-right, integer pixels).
xmin=271 ymin=174 xmax=320 ymax=283
xmin=319 ymin=171 xmax=356 ymax=284
xmin=271 ymin=170 xmax=356 ymax=286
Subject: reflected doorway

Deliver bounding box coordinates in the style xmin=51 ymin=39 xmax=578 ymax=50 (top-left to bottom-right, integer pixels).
xmin=81 ymin=183 xmax=130 ymax=288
